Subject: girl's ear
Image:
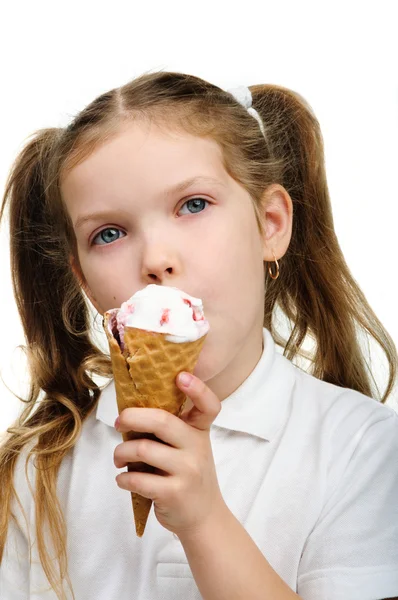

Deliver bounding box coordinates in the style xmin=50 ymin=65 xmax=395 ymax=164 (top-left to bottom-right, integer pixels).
xmin=260 ymin=184 xmax=293 ymax=262
xmin=69 ymin=255 xmax=104 ymax=314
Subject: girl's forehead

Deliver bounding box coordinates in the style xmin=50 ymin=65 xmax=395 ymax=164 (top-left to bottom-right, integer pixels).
xmin=61 ymin=128 xmax=230 ymax=225
xmin=62 ymin=126 xmax=226 ymax=195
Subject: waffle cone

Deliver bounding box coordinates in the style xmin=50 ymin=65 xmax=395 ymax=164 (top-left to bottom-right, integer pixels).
xmin=103 ymin=316 xmax=207 ymax=537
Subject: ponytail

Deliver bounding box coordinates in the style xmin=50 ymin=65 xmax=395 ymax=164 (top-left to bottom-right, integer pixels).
xmin=0 ymin=128 xmax=112 ymax=599
xmin=251 ymin=84 xmax=397 ymax=402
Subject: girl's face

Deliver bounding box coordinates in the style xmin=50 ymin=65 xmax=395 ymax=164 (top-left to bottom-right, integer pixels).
xmin=62 ymin=121 xmax=290 ymax=399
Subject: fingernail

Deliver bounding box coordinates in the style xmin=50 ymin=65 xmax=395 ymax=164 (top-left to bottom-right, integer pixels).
xmin=114 ymin=416 xmax=120 ymax=430
xmin=178 ymin=372 xmax=193 ymax=387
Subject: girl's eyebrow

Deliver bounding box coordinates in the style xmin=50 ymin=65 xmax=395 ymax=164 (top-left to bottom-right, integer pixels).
xmin=74 ymin=175 xmax=225 ymax=230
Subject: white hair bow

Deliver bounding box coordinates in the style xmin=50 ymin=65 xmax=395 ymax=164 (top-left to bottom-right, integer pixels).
xmin=227 ymin=85 xmax=266 ymax=138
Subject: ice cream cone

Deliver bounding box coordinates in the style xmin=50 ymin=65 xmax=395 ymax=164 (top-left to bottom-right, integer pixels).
xmin=103 ymin=316 xmax=207 ymax=537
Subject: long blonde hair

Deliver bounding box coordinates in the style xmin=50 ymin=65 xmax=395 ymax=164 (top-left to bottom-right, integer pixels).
xmin=1 ymin=70 xmax=396 ymax=599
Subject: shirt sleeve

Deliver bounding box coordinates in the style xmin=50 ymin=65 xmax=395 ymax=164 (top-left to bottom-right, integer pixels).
xmin=297 ymin=406 xmax=398 ymax=600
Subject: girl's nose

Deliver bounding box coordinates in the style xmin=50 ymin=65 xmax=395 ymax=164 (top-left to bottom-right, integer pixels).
xmin=140 ymin=243 xmax=181 ymax=284
xmin=146 ymin=266 xmax=173 ymax=282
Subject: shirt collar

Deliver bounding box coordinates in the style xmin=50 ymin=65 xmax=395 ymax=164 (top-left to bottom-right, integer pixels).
xmin=96 ymin=328 xmax=295 ymax=442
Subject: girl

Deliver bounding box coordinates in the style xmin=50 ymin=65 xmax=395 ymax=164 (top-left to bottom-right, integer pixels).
xmin=0 ymin=71 xmax=397 ymax=600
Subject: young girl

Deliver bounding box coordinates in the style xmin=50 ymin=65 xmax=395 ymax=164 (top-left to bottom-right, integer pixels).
xmin=0 ymin=71 xmax=397 ymax=600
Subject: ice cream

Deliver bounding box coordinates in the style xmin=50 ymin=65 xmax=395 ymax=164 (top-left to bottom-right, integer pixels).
xmin=102 ymin=284 xmax=209 ymax=537
xmin=105 ymin=284 xmax=209 ymax=350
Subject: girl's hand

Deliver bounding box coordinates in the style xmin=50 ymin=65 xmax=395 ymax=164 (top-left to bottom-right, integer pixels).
xmin=113 ymin=372 xmax=226 ymax=538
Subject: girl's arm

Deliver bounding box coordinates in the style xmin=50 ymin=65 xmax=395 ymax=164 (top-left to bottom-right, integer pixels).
xmin=116 ymin=375 xmax=301 ymax=598
xmin=178 ymin=501 xmax=301 ymax=600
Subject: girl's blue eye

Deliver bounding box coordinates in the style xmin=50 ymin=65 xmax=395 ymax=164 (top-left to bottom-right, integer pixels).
xmin=178 ymin=198 xmax=209 ymax=215
xmin=91 ymin=228 xmax=126 ymax=246
xmin=91 ymin=198 xmax=209 ymax=246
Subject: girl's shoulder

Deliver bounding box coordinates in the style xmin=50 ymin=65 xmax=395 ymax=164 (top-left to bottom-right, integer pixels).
xmin=275 ymin=351 xmax=398 ymax=449
xmin=286 ymin=357 xmax=398 ymax=471
xmin=279 ymin=350 xmax=397 ymax=419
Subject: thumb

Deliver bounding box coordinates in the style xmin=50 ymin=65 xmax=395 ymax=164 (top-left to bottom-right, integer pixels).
xmin=176 ymin=372 xmax=222 ymax=431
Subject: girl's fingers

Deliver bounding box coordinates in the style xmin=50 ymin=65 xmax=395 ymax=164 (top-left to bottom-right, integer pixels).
xmin=176 ymin=372 xmax=222 ymax=431
xmin=114 ymin=373 xmax=222 ymax=451
xmin=116 ymin=470 xmax=170 ymax=501
xmin=115 ymin=407 xmax=191 ymax=448
xmin=114 ymin=438 xmax=179 ymax=474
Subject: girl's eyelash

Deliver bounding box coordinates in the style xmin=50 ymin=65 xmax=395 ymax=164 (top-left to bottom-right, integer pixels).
xmin=90 ymin=197 xmax=210 ymax=246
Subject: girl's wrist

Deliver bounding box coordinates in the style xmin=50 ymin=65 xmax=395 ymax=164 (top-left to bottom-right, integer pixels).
xmin=176 ymin=496 xmax=231 ymax=545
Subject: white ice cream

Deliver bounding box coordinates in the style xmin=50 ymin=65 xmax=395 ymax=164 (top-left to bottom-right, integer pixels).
xmin=105 ymin=284 xmax=209 ymax=347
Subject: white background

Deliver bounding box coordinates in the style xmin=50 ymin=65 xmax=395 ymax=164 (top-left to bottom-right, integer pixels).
xmin=1 ymin=0 xmax=397 ymax=434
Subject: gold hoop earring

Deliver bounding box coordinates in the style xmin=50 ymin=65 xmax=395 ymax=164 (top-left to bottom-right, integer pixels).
xmin=268 ymin=252 xmax=280 ymax=280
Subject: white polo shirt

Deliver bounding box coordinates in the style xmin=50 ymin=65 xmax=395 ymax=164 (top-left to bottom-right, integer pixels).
xmin=2 ymin=327 xmax=398 ymax=599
